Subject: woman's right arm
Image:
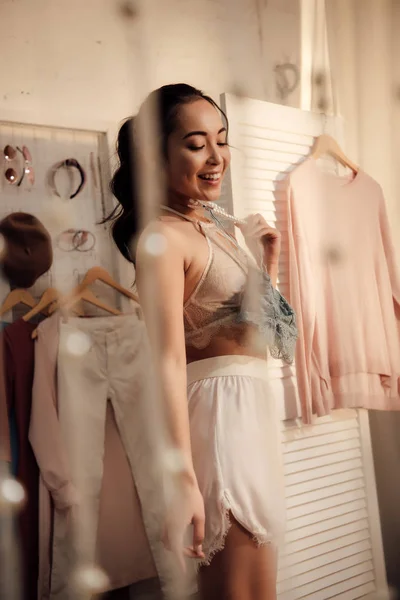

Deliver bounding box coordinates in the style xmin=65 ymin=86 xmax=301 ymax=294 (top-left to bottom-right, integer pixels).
xmin=136 ymin=222 xmax=205 ymax=567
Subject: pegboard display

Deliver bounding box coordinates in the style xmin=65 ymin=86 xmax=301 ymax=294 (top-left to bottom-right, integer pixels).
xmin=0 ymin=121 xmax=119 ymax=306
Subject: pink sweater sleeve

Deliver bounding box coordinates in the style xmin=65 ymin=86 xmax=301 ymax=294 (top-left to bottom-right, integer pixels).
xmin=379 ymin=191 xmax=400 ymax=321
xmin=286 ymin=179 xmax=327 ymax=424
xmin=29 ymin=318 xmax=78 ymax=509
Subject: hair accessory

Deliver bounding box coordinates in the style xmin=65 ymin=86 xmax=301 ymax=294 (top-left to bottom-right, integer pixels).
xmin=49 ymin=158 xmax=86 ymax=199
xmin=0 ymin=212 xmax=53 ymax=288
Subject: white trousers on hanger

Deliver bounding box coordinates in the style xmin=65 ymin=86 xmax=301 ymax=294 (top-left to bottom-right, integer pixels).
xmin=49 ymin=315 xmax=173 ymax=600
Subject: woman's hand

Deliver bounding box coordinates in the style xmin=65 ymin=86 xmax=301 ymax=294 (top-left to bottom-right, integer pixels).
xmin=163 ymin=477 xmax=205 ymax=571
xmin=238 ymin=213 xmax=281 ymax=267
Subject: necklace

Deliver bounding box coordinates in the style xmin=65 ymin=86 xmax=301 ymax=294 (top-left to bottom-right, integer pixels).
xmin=161 ymin=201 xmax=247 ymax=260
xmin=188 ymin=199 xmax=246 ymax=226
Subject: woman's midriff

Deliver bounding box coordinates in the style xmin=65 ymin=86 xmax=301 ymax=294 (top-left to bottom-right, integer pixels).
xmin=186 ymin=324 xmax=268 ymax=364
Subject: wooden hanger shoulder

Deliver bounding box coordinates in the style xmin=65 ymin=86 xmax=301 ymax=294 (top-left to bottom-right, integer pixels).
xmin=81 ymin=266 xmax=139 ymax=303
xmin=311 ymin=134 xmax=358 ymax=173
xmin=0 ymin=289 xmax=36 ymax=317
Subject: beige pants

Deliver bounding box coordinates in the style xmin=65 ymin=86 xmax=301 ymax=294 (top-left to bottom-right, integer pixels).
xmin=50 ymin=315 xmax=170 ymax=600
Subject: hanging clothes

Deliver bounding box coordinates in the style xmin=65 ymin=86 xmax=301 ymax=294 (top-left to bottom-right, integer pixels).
xmin=29 ymin=313 xmax=174 ymax=600
xmin=285 ymin=157 xmax=400 ymax=423
xmin=0 ymin=318 xmax=39 ymax=600
xmin=0 ymin=320 xmax=11 ymax=464
xmin=29 ymin=313 xmax=74 ymax=600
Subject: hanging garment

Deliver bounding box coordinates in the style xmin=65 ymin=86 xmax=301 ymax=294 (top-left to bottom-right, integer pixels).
xmin=29 ymin=314 xmax=173 ymax=600
xmin=0 ymin=318 xmax=39 ymax=600
xmin=187 ymin=355 xmax=286 ymax=566
xmin=29 ymin=313 xmax=76 ymax=600
xmin=0 ymin=321 xmax=11 ymax=463
xmin=286 ymin=157 xmax=400 ymax=423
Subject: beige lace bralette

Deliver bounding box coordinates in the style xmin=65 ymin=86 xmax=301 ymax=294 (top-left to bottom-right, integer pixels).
xmin=161 ymin=207 xmax=249 ymax=349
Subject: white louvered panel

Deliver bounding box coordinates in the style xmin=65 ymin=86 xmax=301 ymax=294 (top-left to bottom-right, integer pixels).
xmin=281 ymin=529 xmax=371 ymax=569
xmin=284 ymin=433 xmax=360 ymax=457
xmin=286 ymin=477 xmax=365 ymax=510
xmin=278 ymin=539 xmax=372 ymax=583
xmin=285 ymin=468 xmax=364 ymax=497
xmin=286 ymin=509 xmax=369 ymax=545
xmin=278 ymin=552 xmax=373 ymax=594
xmin=285 ymin=445 xmax=362 ymax=475
xmin=278 ymin=565 xmax=375 ymax=600
xmin=286 ymin=498 xmax=367 ymax=531
xmin=286 ymin=487 xmax=366 ymax=521
xmin=284 ymin=436 xmax=361 ymax=464
xmin=285 ymin=456 xmax=363 ymax=486
xmin=241 ymin=134 xmax=311 ymax=156
xmin=278 ymin=412 xmax=380 ymax=599
xmin=285 ymin=518 xmax=370 ymax=553
xmin=220 ymin=94 xmax=388 ymax=599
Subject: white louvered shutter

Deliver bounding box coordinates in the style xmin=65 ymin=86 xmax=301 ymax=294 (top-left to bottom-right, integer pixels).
xmin=219 ymin=95 xmax=388 ymax=600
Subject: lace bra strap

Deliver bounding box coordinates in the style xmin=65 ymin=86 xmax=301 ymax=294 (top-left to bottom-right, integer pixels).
xmin=160 ymin=205 xmax=215 ymax=237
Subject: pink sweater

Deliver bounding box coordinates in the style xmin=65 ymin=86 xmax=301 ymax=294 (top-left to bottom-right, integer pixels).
xmin=286 ymin=157 xmax=400 ymax=424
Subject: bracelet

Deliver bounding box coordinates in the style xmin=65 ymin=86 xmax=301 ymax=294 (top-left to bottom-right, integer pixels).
xmin=56 ymin=229 xmax=96 ymax=252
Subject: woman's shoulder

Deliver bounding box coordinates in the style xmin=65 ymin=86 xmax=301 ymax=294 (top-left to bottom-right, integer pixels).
xmin=136 ymin=218 xmax=188 ymax=263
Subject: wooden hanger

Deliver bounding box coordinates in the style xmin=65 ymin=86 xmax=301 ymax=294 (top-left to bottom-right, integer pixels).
xmin=51 ymin=286 xmax=122 ymax=317
xmin=79 ymin=266 xmax=139 ymax=304
xmin=23 ymin=288 xmax=84 ymax=322
xmin=311 ymin=134 xmax=358 ymax=174
xmin=23 ymin=288 xmax=60 ymax=322
xmin=0 ymin=289 xmax=37 ymax=318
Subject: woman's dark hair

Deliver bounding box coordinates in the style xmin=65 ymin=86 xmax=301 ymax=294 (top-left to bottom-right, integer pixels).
xmin=103 ymin=83 xmax=228 ymax=264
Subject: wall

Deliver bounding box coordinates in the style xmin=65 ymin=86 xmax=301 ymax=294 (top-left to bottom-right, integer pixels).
xmin=0 ymin=0 xmax=302 ymax=292
xmin=0 ymin=0 xmax=301 ymax=131
xmin=323 ymin=1 xmax=400 ymax=591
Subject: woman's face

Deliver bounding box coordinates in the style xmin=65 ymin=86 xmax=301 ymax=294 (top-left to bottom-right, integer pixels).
xmin=166 ymin=98 xmax=231 ymax=203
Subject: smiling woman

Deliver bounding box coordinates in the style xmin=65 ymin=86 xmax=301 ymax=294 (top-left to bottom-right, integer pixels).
xmin=104 ymin=84 xmax=292 ymax=600
xmin=165 ymin=97 xmax=230 ymax=204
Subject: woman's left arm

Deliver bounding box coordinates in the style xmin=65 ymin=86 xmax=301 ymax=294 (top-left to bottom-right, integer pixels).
xmin=238 ymin=213 xmax=281 ymax=287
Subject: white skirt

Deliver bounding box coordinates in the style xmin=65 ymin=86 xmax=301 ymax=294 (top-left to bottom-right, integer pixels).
xmin=187 ymin=355 xmax=286 ymax=565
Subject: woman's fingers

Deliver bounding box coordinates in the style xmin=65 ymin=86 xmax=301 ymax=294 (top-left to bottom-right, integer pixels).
xmin=192 ymin=512 xmax=205 ymax=556
xmin=162 ymin=524 xmax=205 ymax=573
xmin=183 ymin=546 xmax=205 ymax=559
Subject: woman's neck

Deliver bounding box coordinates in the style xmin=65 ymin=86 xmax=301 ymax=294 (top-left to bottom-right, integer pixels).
xmin=165 ymin=193 xmax=202 ymax=218
xmin=162 ymin=194 xmax=213 ymax=224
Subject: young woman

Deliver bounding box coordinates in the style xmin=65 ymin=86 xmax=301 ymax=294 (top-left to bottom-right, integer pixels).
xmin=106 ymin=84 xmax=297 ymax=600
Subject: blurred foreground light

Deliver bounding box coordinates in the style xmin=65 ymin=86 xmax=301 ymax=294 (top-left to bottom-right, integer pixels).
xmin=0 ymin=477 xmax=25 ymax=508
xmin=144 ymin=232 xmax=167 ymax=257
xmin=119 ymin=0 xmax=139 ymax=20
xmin=164 ymin=448 xmax=187 ymax=475
xmin=229 ymin=82 xmax=246 ymax=99
xmin=64 ymin=330 xmax=91 ymax=357
xmin=73 ymin=564 xmax=110 ymax=594
xmin=323 ymin=245 xmax=345 ymax=265
xmin=0 ymin=233 xmax=5 ymax=257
